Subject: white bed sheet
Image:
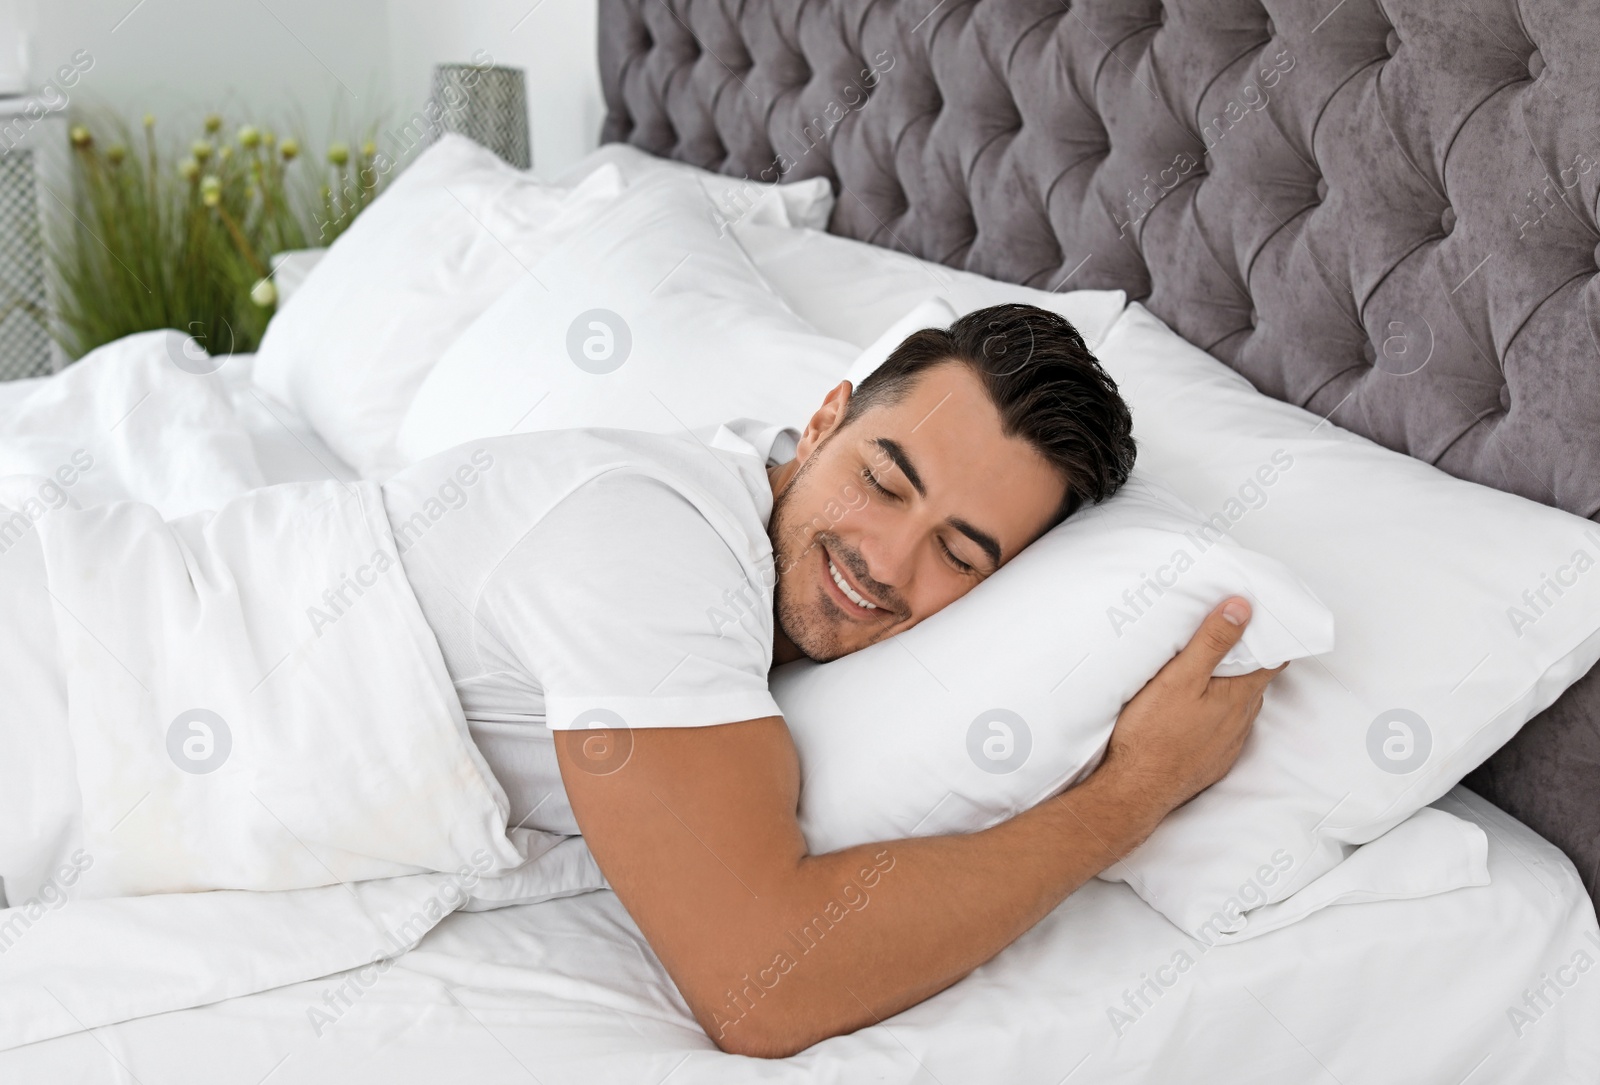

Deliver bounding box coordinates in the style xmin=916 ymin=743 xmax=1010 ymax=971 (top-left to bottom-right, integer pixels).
xmin=2 ymin=787 xmax=1594 ymax=1083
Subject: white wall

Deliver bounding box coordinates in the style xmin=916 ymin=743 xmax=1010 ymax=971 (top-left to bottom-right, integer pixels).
xmin=2 ymin=0 xmax=602 ymax=173
xmin=11 ymin=0 xmax=396 ymax=150
xmin=384 ymin=0 xmax=602 ymax=178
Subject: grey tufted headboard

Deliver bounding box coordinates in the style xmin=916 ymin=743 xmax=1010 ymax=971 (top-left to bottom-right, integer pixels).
xmin=596 ymin=0 xmax=1600 ymax=906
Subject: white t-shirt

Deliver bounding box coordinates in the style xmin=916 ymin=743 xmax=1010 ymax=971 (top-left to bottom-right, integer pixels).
xmin=382 ymin=419 xmax=797 ymax=836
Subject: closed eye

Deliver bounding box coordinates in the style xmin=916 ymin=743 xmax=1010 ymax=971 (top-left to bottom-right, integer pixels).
xmin=940 ymin=537 xmax=977 ymax=575
xmin=862 ymin=466 xmax=898 ymax=500
xmin=867 ymin=465 xmax=981 ymax=575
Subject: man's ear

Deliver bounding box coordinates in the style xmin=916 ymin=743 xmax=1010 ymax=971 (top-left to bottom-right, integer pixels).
xmin=793 ymin=380 xmax=854 ymax=465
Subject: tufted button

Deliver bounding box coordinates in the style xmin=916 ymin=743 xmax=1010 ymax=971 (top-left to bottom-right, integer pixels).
xmin=1363 ymin=341 xmax=1377 ymax=364
xmin=1248 ymin=308 xmax=1259 ymax=328
xmin=1385 ymin=29 xmax=1400 ymax=57
xmin=1528 ymin=49 xmax=1545 ymax=79
xmin=1440 ymin=206 xmax=1456 ymax=234
xmin=1315 ymin=178 xmax=1328 ymax=201
xmin=1155 ymin=4 xmax=1165 ymax=25
xmin=1264 ymin=16 xmax=1274 ymax=37
xmin=1594 ymin=240 xmax=1600 ymax=269
xmin=1500 ymin=385 xmax=1512 ymax=411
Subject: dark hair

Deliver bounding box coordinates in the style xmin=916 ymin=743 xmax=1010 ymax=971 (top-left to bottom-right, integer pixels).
xmin=844 ymin=302 xmax=1136 ymax=525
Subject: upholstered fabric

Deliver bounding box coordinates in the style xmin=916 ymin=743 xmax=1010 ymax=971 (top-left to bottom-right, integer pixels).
xmin=597 ymin=0 xmax=1600 ymax=904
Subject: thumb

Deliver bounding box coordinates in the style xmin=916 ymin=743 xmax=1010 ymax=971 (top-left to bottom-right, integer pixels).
xmin=1175 ymin=596 xmax=1252 ymax=682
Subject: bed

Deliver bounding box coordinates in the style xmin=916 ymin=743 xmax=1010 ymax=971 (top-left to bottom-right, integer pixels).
xmin=2 ymin=226 xmax=1596 ymax=1083
xmin=2 ymin=0 xmax=1598 ymax=1079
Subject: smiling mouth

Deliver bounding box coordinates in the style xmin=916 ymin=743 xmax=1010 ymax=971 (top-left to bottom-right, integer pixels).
xmin=822 ymin=546 xmax=880 ymax=614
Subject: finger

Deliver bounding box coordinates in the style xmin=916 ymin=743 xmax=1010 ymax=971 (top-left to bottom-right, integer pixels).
xmin=1173 ymin=597 xmax=1253 ymax=683
xmin=1240 ymin=660 xmax=1290 ymax=696
xmin=1208 ymin=666 xmax=1285 ymax=715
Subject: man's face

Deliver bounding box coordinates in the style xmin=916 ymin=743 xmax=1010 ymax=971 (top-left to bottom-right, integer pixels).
xmin=769 ymin=362 xmax=1068 ymax=663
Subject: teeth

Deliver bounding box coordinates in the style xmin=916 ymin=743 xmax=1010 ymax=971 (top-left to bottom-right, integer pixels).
xmin=828 ymin=557 xmax=877 ymax=609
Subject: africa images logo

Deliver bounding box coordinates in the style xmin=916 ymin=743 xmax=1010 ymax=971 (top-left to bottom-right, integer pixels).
xmin=566 ymin=309 xmax=632 ymax=374
xmin=166 ymin=709 xmax=232 ymax=774
xmin=1505 ymin=528 xmax=1600 ymax=639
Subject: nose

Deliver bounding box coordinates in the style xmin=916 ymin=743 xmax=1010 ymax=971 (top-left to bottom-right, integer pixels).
xmin=850 ymin=509 xmax=920 ymax=598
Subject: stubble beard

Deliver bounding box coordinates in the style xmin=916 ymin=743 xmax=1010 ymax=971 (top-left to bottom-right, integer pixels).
xmin=768 ymin=453 xmax=851 ymax=664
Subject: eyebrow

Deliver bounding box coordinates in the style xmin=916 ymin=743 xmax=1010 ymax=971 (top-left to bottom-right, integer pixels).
xmin=873 ymin=438 xmax=1004 ymax=570
xmin=949 ymin=517 xmax=1003 ymax=570
xmin=873 ymin=438 xmax=924 ymax=496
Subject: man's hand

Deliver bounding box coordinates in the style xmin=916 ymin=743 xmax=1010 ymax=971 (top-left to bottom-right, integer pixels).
xmin=1095 ymin=596 xmax=1287 ymax=820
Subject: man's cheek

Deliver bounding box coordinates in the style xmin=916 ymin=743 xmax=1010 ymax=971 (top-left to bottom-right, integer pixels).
xmin=776 ymin=518 xmax=815 ymax=577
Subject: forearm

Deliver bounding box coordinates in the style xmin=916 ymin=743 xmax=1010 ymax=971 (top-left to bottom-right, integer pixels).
xmin=698 ymin=767 xmax=1165 ymax=1057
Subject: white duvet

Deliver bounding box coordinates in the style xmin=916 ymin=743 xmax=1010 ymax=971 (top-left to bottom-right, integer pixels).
xmin=0 ymin=333 xmax=602 ymax=1050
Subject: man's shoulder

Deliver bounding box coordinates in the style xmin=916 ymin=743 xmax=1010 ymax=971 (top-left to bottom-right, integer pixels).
xmin=397 ymin=424 xmax=780 ymax=519
xmin=407 ymin=423 xmax=765 ymax=472
xmin=383 ymin=424 xmax=779 ymax=564
xmin=487 ymin=420 xmax=792 ymax=472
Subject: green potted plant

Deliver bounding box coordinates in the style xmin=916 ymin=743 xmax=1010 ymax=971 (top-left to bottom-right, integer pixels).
xmin=48 ymin=111 xmax=389 ymax=361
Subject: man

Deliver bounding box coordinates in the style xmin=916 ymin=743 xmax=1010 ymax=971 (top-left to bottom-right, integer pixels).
xmin=383 ymin=302 xmax=1284 ymax=1058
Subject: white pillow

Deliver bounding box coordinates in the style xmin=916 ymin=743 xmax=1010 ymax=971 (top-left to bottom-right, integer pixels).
xmin=842 ymin=296 xmax=958 ymax=388
xmin=1093 ymin=302 xmax=1600 ymax=939
xmin=770 ymin=472 xmax=1335 ymax=854
xmin=554 ymin=141 xmax=836 ymax=231
xmin=396 ymin=170 xmax=858 ymax=459
xmin=266 ymin=248 xmax=325 ymax=308
xmin=733 ymin=221 xmax=1127 ymax=352
xmin=253 ymin=135 xmax=626 ymax=476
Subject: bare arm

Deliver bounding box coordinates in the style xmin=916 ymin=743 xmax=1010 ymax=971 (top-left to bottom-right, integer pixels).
xmin=556 ymin=597 xmax=1284 ymax=1058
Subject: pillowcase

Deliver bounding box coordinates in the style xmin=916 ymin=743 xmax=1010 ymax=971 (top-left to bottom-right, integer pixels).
xmin=842 ymin=296 xmax=958 ymax=388
xmin=266 ymin=248 xmax=325 ymax=309
xmin=253 ymin=135 xmax=626 ymax=477
xmin=769 ymin=472 xmax=1335 ymax=854
xmin=554 ymin=141 xmax=836 ymax=231
xmin=396 ymin=170 xmax=858 ymax=459
xmin=1091 ymin=302 xmax=1600 ymax=939
xmin=733 ymin=221 xmax=1127 ymax=352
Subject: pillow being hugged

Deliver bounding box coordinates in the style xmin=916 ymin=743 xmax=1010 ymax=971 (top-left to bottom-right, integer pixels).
xmin=253 ymin=135 xmax=626 ymax=477
xmin=770 ymin=472 xmax=1335 ymax=855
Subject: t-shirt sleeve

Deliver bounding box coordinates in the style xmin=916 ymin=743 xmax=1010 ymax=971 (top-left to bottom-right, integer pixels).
xmin=472 ymin=469 xmax=782 ymax=731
